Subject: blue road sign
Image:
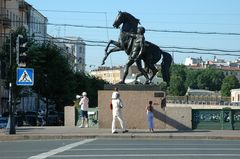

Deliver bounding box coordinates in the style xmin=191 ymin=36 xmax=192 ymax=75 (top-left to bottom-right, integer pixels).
xmin=16 ymin=68 xmax=34 ymax=86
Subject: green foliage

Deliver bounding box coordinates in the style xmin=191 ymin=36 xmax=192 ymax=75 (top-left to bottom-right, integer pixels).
xmin=159 ymin=82 xmax=168 ymax=91
xmin=0 ymin=26 xmax=28 ymax=82
xmin=169 ymin=64 xmax=187 ymax=96
xmin=221 ymin=76 xmax=240 ymax=96
xmin=169 ymin=74 xmax=186 ymax=96
xmin=197 ymin=68 xmax=224 ymax=91
xmin=27 ymin=42 xmax=107 ymax=111
xmin=27 ymin=42 xmax=75 ymax=112
xmin=73 ymin=72 xmax=106 ymax=107
xmin=169 ymin=65 xmax=225 ymax=96
xmin=185 ymin=69 xmax=199 ymax=89
xmin=0 ymin=27 xmax=29 ymax=106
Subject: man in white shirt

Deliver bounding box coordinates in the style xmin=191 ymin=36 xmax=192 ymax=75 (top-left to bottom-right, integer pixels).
xmin=111 ymin=92 xmax=128 ymax=133
xmin=79 ymin=92 xmax=89 ymax=128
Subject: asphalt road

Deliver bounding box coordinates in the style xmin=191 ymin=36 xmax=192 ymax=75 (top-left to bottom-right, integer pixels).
xmin=1 ymin=138 xmax=240 ymax=159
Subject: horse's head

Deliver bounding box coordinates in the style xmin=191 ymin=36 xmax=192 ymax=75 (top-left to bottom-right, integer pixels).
xmin=113 ymin=11 xmax=140 ymax=33
xmin=113 ymin=11 xmax=124 ymax=29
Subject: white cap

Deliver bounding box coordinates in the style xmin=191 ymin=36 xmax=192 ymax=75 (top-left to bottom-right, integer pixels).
xmin=82 ymin=92 xmax=87 ymax=96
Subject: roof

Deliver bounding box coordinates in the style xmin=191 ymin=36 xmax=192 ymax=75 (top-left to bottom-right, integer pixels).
xmin=231 ymin=88 xmax=240 ymax=92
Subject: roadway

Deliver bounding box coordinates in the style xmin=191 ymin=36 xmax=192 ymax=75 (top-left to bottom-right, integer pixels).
xmin=1 ymin=138 xmax=240 ymax=159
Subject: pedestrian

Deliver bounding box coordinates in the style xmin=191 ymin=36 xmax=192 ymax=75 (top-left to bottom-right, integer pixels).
xmin=79 ymin=92 xmax=89 ymax=128
xmin=112 ymin=87 xmax=119 ymax=99
xmin=111 ymin=92 xmax=128 ymax=134
xmin=146 ymin=101 xmax=154 ymax=132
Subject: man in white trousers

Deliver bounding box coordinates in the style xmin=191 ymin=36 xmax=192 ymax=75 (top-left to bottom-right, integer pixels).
xmin=111 ymin=92 xmax=128 ymax=134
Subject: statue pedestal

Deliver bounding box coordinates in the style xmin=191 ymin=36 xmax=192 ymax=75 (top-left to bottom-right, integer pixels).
xmin=98 ymin=84 xmax=166 ymax=129
xmin=64 ymin=106 xmax=76 ymax=127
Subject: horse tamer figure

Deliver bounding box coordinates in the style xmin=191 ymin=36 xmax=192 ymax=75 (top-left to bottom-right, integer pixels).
xmin=102 ymin=11 xmax=172 ymax=86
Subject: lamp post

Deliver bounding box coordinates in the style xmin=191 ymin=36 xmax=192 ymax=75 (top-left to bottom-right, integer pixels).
xmin=8 ymin=32 xmax=16 ymax=134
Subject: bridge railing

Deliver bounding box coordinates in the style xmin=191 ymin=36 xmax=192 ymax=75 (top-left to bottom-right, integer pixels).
xmin=166 ymin=95 xmax=239 ymax=106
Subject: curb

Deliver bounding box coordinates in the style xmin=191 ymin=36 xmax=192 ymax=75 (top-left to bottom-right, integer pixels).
xmin=1 ymin=133 xmax=240 ymax=141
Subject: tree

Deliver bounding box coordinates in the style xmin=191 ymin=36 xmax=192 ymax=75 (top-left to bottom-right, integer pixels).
xmin=221 ymin=76 xmax=240 ymax=96
xmin=73 ymin=72 xmax=106 ymax=107
xmin=185 ymin=69 xmax=199 ymax=89
xmin=169 ymin=64 xmax=187 ymax=96
xmin=197 ymin=68 xmax=224 ymax=91
xmin=27 ymin=42 xmax=75 ymax=112
xmin=0 ymin=26 xmax=29 ymax=111
xmin=169 ymin=74 xmax=186 ymax=96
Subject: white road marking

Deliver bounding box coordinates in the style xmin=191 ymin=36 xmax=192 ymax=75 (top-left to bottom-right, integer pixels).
xmin=70 ymin=147 xmax=240 ymax=151
xmin=28 ymin=139 xmax=96 ymax=159
xmin=52 ymin=154 xmax=240 ymax=157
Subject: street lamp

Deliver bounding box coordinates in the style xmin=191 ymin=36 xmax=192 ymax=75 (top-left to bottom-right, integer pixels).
xmin=7 ymin=32 xmax=16 ymax=134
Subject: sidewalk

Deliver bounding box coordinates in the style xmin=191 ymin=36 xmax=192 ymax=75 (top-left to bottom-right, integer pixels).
xmin=1 ymin=126 xmax=240 ymax=141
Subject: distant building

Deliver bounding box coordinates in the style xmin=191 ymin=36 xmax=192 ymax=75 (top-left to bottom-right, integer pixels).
xmin=221 ymin=66 xmax=240 ymax=82
xmin=230 ymin=88 xmax=240 ymax=103
xmin=65 ymin=37 xmax=86 ymax=72
xmin=90 ymin=65 xmax=163 ymax=85
xmin=185 ymin=56 xmax=240 ymax=82
xmin=184 ymin=57 xmax=203 ymax=66
xmin=0 ymin=0 xmax=48 ymax=47
xmin=186 ymin=88 xmax=218 ymax=96
xmin=27 ymin=2 xmax=48 ymax=42
xmin=90 ymin=66 xmax=124 ymax=84
xmin=0 ymin=0 xmax=48 ymax=114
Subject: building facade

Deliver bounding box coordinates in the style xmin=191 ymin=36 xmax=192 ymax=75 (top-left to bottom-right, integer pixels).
xmin=65 ymin=37 xmax=86 ymax=72
xmin=26 ymin=3 xmax=48 ymax=43
xmin=90 ymin=65 xmax=159 ymax=84
xmin=185 ymin=56 xmax=240 ymax=82
xmin=0 ymin=0 xmax=48 ymax=114
xmin=90 ymin=66 xmax=124 ymax=84
xmin=231 ymin=89 xmax=240 ymax=103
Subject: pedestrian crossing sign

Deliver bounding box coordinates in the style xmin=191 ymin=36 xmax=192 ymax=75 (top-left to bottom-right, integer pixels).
xmin=16 ymin=68 xmax=34 ymax=86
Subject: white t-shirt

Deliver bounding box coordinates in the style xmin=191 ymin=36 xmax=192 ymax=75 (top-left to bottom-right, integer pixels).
xmin=112 ymin=91 xmax=119 ymax=99
xmin=79 ymin=96 xmax=89 ymax=111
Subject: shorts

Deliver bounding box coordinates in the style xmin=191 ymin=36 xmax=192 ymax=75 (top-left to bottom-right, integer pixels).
xmin=81 ymin=110 xmax=88 ymax=119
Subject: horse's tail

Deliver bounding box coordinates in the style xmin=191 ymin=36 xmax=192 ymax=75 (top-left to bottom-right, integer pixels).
xmin=161 ymin=51 xmax=173 ymax=86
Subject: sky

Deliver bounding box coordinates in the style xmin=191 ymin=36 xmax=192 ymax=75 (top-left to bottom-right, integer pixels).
xmin=25 ymin=0 xmax=240 ymax=71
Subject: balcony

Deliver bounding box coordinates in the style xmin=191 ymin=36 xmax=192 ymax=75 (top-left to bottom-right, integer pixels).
xmin=0 ymin=15 xmax=11 ymax=28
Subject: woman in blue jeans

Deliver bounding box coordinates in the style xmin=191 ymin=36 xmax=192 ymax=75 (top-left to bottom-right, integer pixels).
xmin=146 ymin=101 xmax=154 ymax=132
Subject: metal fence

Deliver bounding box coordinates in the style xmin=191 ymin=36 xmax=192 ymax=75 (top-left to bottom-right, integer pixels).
xmin=166 ymin=95 xmax=240 ymax=106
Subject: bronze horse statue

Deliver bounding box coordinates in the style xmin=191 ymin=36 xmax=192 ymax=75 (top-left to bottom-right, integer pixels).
xmin=102 ymin=11 xmax=172 ymax=85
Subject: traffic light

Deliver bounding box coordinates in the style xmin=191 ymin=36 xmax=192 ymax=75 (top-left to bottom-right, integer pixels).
xmin=16 ymin=35 xmax=28 ymax=67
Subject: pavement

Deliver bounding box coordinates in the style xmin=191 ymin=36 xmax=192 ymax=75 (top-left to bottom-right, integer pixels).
xmin=1 ymin=126 xmax=240 ymax=141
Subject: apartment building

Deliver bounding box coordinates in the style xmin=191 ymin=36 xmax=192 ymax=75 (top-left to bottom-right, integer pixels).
xmin=90 ymin=65 xmax=146 ymax=84
xmin=0 ymin=0 xmax=48 ymax=48
xmin=27 ymin=3 xmax=48 ymax=43
xmin=65 ymin=37 xmax=86 ymax=72
xmin=90 ymin=66 xmax=124 ymax=84
xmin=0 ymin=0 xmax=48 ymax=114
xmin=185 ymin=56 xmax=240 ymax=82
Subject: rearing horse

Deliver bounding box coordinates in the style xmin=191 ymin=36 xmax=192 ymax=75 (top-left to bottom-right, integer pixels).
xmin=102 ymin=11 xmax=172 ymax=85
xmin=102 ymin=11 xmax=140 ymax=63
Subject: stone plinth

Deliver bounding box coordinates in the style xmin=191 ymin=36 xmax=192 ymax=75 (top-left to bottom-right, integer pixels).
xmin=64 ymin=106 xmax=76 ymax=127
xmin=98 ymin=84 xmax=192 ymax=130
xmin=165 ymin=107 xmax=192 ymax=130
xmin=98 ymin=85 xmax=166 ymax=129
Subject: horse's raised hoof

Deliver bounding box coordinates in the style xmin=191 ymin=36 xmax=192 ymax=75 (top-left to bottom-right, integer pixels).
xmin=101 ymin=61 xmax=105 ymax=65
